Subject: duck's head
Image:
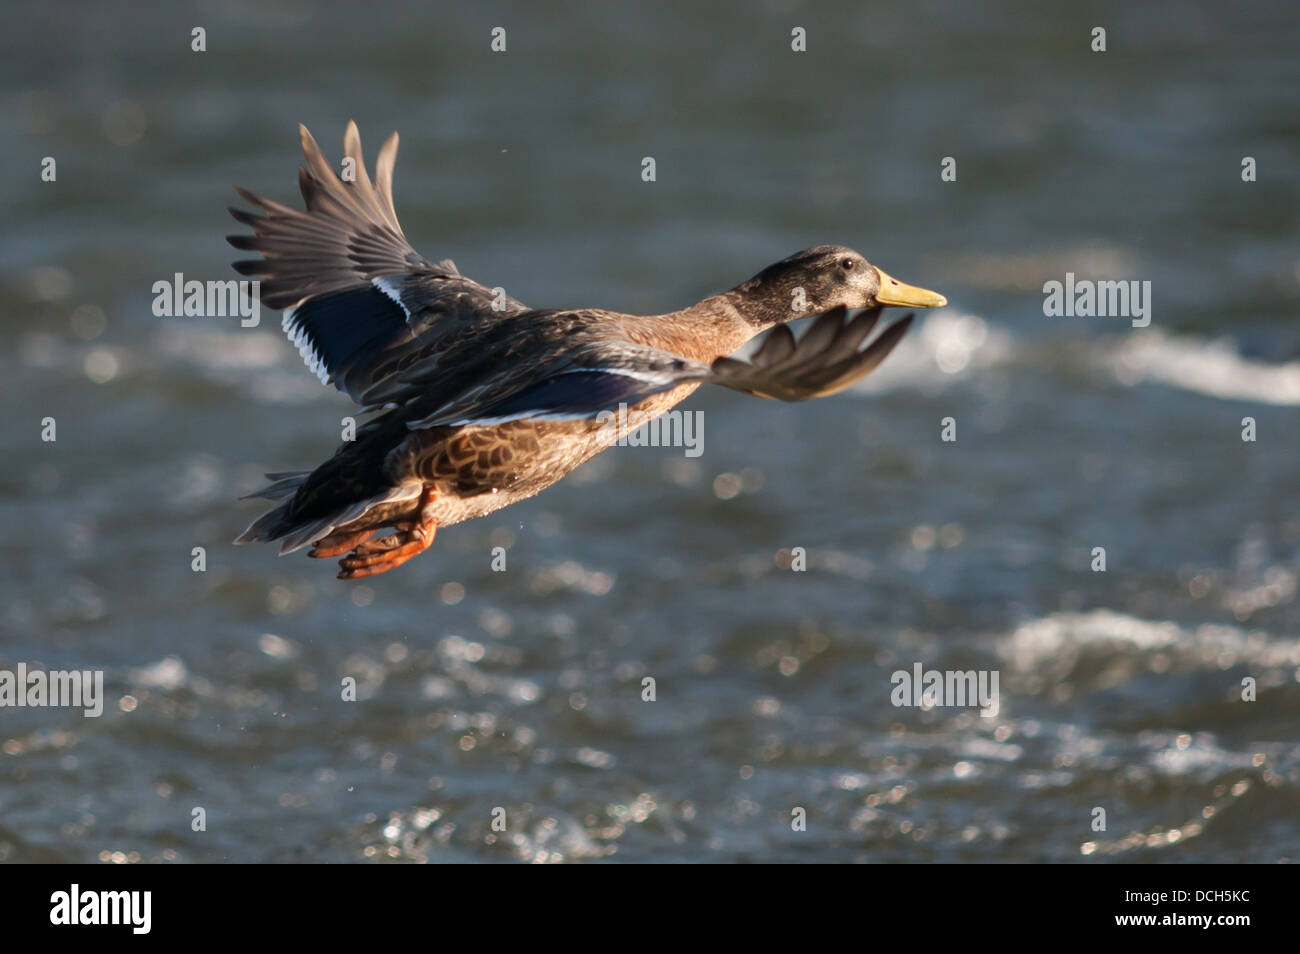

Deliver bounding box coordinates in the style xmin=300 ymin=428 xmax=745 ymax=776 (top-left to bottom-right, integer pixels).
xmin=735 ymin=245 xmax=946 ymax=327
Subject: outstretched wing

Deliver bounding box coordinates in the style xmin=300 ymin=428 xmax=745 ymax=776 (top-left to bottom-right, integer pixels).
xmin=228 ymin=122 xmax=527 ymax=403
xmin=403 ymin=307 xmax=913 ymax=428
xmin=708 ymin=306 xmax=912 ymax=400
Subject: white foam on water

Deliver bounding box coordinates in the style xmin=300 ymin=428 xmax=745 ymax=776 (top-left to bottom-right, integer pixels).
xmin=1001 ymin=608 xmax=1300 ymax=672
xmin=1107 ymin=328 xmax=1300 ymax=406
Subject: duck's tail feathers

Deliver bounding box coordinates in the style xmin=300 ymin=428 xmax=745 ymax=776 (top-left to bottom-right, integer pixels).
xmin=234 ymin=482 xmax=423 ymax=556
xmin=239 ymin=470 xmax=311 ymax=501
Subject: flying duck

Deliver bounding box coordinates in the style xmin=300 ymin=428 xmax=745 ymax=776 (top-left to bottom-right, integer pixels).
xmin=231 ymin=123 xmax=947 ymax=579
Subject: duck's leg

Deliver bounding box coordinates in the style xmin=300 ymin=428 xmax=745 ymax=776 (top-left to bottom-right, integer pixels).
xmin=337 ymin=487 xmax=438 ymax=579
xmin=308 ymin=527 xmax=379 ymax=559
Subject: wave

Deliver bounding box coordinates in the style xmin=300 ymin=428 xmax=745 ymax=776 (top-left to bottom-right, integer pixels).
xmin=849 ymin=309 xmax=1300 ymax=407
xmin=1001 ymin=608 xmax=1300 ymax=673
xmin=1106 ymin=327 xmax=1300 ymax=406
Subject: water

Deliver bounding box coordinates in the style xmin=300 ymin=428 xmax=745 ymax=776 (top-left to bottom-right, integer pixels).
xmin=2 ymin=0 xmax=1298 ymax=863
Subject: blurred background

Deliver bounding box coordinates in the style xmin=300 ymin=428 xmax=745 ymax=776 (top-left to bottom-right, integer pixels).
xmin=1 ymin=0 xmax=1298 ymax=862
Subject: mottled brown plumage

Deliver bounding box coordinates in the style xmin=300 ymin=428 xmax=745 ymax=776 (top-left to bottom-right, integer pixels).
xmin=231 ymin=123 xmax=946 ymax=578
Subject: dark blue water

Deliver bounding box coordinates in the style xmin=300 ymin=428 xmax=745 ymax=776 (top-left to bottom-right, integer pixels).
xmin=2 ymin=0 xmax=1298 ymax=862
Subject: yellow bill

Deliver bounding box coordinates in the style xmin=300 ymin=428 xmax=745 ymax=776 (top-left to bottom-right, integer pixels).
xmin=874 ymin=267 xmax=947 ymax=308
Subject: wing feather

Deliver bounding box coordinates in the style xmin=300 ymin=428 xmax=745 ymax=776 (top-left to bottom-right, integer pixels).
xmin=707 ymin=308 xmax=912 ymax=400
xmin=228 ymin=122 xmax=528 ymax=403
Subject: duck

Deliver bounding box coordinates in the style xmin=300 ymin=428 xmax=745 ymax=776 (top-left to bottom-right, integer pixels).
xmin=231 ymin=123 xmax=947 ymax=579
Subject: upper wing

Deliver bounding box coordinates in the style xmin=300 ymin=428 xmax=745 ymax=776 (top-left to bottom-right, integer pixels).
xmin=228 ymin=122 xmax=527 ymax=403
xmin=403 ymin=306 xmax=913 ymax=429
xmin=402 ymin=336 xmax=712 ymax=428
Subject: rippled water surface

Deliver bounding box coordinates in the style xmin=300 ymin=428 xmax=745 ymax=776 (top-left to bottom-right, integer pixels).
xmin=2 ymin=1 xmax=1299 ymax=863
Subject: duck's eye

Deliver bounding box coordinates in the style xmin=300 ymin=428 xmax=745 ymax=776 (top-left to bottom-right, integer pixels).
xmin=841 ymin=258 xmax=855 ymax=271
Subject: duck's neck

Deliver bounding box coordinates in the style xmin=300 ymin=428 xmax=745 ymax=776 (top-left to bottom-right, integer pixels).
xmin=624 ymin=290 xmax=783 ymax=363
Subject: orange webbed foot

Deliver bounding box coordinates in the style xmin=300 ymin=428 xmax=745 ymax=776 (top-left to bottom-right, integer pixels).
xmin=336 ymin=489 xmax=438 ymax=580
xmin=308 ymin=527 xmax=379 ymax=559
